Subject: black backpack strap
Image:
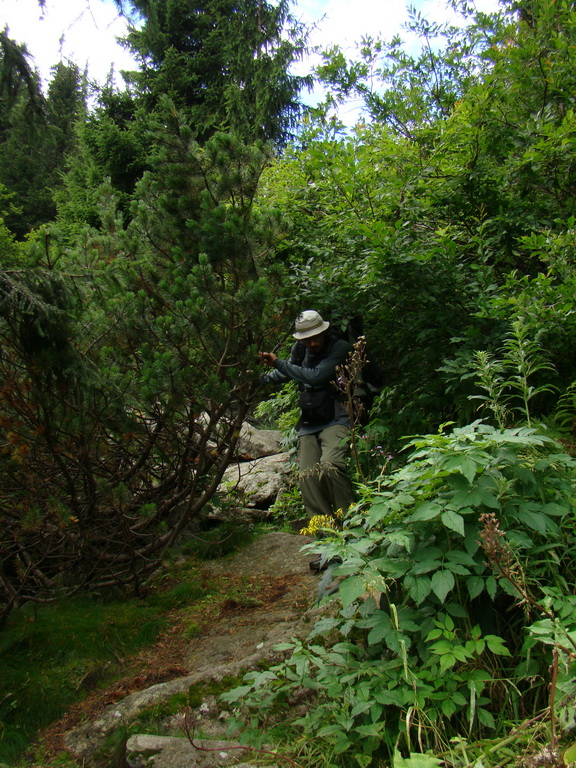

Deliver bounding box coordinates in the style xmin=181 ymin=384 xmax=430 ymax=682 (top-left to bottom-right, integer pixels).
xmin=291 ymin=340 xmax=306 ymax=366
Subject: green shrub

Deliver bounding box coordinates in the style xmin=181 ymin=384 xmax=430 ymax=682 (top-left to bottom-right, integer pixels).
xmin=224 ymin=421 xmax=576 ymax=765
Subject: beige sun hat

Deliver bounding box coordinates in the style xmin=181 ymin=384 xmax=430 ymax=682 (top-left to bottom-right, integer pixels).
xmin=293 ymin=310 xmax=330 ymax=340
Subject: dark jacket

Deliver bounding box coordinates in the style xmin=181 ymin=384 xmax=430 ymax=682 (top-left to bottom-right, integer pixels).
xmin=262 ymin=331 xmax=352 ymax=434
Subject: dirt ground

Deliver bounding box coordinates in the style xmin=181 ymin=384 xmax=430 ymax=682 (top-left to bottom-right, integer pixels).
xmin=34 ymin=532 xmax=320 ymax=765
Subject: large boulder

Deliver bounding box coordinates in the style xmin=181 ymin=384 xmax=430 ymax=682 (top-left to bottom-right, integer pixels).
xmin=218 ymin=453 xmax=290 ymax=510
xmin=193 ymin=417 xmax=283 ymax=461
xmin=236 ymin=424 xmax=283 ymax=460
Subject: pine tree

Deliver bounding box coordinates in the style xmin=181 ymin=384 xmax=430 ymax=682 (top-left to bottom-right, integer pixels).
xmin=0 ymin=103 xmax=286 ymax=618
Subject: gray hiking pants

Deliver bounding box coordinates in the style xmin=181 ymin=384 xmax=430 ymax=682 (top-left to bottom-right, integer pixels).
xmin=298 ymin=424 xmax=355 ymax=520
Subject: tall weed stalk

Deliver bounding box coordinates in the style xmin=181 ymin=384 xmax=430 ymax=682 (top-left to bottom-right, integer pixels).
xmin=471 ymin=319 xmax=557 ymax=427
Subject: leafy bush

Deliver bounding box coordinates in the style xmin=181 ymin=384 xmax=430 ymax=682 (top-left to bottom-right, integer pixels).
xmin=223 ymin=421 xmax=576 ymax=764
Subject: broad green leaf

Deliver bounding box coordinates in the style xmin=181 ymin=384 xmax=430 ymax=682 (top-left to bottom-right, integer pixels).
xmin=250 ymin=670 xmax=278 ymax=685
xmin=370 ymin=703 xmax=384 ymax=722
xmin=371 ymin=556 xmax=410 ymax=576
xmin=408 ymin=575 xmax=432 ymax=605
xmin=448 ymin=473 xmax=472 ymax=492
xmin=542 ymin=502 xmax=569 ymax=517
xmin=439 ymin=652 xmax=456 ymax=671
xmin=459 ymin=457 xmax=478 ymax=484
xmin=385 ymin=531 xmax=414 ymax=550
xmin=562 ymin=742 xmax=576 ymax=763
xmin=394 ymin=751 xmax=443 ymax=768
xmin=476 ymin=488 xmax=501 ymax=509
xmin=486 ymin=575 xmax=497 ymax=600
xmin=466 ymin=575 xmax=485 ymax=600
xmin=308 ymin=617 xmax=340 ymax=638
xmin=355 ymin=723 xmax=384 ymax=737
xmin=338 ymin=575 xmax=366 ymax=608
xmin=445 ymin=562 xmax=470 ymax=576
xmin=368 ymin=502 xmax=393 ymax=522
xmin=452 ymin=489 xmax=484 ymax=508
xmin=411 ymin=559 xmax=442 ymax=575
xmin=512 ymin=466 xmax=537 ymax=491
xmin=376 ymin=690 xmax=408 ymax=706
xmin=447 ymin=550 xmax=477 ymax=566
xmin=366 ymin=613 xmax=391 ymax=644
xmin=477 ymin=707 xmax=496 ymax=728
xmin=430 ymin=640 xmax=453 ymax=654
xmin=431 ymin=570 xmax=455 ymax=602
xmin=351 ymin=701 xmax=372 ymax=717
xmin=333 ymin=734 xmax=353 ymax=754
xmin=466 ymin=668 xmax=492 ymax=684
xmin=445 ymin=602 xmax=468 ymax=618
xmin=516 ymin=509 xmax=548 ymax=535
xmin=506 ymin=529 xmax=534 ymax=549
xmin=221 ymin=684 xmax=252 ymax=701
xmin=442 ymin=510 xmax=465 ymax=536
xmin=452 ymin=645 xmax=473 ymax=662
xmin=445 ymin=455 xmax=467 ymax=472
xmin=485 ymin=634 xmax=511 ymax=656
xmin=407 ymin=502 xmax=442 ymax=522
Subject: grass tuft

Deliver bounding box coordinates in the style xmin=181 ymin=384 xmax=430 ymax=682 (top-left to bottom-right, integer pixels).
xmin=0 ymin=596 xmax=165 ymax=764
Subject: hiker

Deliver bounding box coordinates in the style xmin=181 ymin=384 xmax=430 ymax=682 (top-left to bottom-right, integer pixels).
xmin=259 ymin=310 xmax=355 ymax=523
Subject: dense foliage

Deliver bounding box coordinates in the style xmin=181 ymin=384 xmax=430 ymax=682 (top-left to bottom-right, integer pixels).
xmin=226 ymin=419 xmax=576 ymax=763
xmin=1 ymin=0 xmax=576 ymax=764
xmin=0 ymin=114 xmax=282 ymax=622
xmin=0 ymin=34 xmax=86 ymax=235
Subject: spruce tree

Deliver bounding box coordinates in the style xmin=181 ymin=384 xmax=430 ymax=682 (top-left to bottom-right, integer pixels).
xmin=0 ymin=50 xmax=86 ymax=236
xmin=122 ymin=0 xmax=311 ymax=145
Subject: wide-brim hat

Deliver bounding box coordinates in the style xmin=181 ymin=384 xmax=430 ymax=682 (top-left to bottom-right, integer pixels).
xmin=293 ymin=310 xmax=330 ymax=340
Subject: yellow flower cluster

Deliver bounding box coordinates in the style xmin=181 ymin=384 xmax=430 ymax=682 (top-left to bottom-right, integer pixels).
xmin=300 ymin=509 xmax=344 ymax=536
xmin=299 ymin=514 xmax=338 ymax=536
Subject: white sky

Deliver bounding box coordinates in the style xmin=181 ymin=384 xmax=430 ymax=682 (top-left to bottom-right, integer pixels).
xmin=0 ymin=0 xmax=136 ymax=91
xmin=0 ymin=0 xmax=500 ymax=105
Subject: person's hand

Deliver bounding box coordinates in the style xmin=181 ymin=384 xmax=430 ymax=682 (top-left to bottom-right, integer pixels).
xmin=259 ymin=351 xmax=277 ymax=366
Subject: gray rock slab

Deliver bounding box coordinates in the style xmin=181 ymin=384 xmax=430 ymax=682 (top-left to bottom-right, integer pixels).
xmin=237 ymin=424 xmax=283 ymax=459
xmin=219 ymin=454 xmax=290 ymax=507
xmin=64 ymin=534 xmax=329 ymax=763
xmin=126 ymin=734 xmax=277 ymax=768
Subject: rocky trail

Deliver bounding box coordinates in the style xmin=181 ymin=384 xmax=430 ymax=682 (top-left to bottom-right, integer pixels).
xmin=37 ymin=532 xmax=328 ymax=768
